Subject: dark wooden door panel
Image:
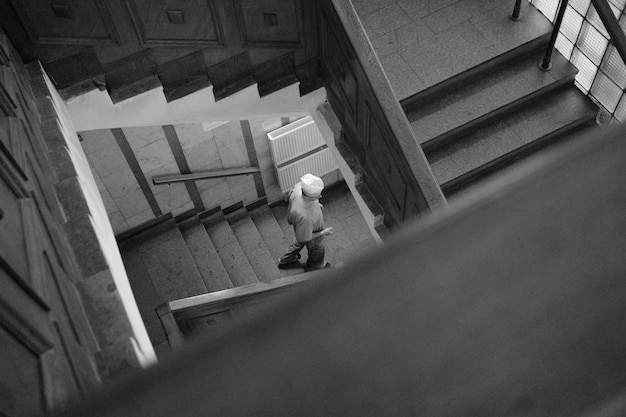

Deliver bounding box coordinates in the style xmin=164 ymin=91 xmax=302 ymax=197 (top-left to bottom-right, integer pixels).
xmin=0 ymin=325 xmax=46 ymax=417
xmin=0 ymin=167 xmax=28 ymax=279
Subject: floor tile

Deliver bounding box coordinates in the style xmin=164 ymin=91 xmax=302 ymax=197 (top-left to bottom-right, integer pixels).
xmin=422 ymin=0 xmax=488 ymax=33
xmin=352 ymin=0 xmax=397 ymax=18
xmin=372 ymin=19 xmax=435 ymax=59
xmin=470 ymin=2 xmax=552 ymax=54
xmin=124 ymin=125 xmax=166 ymax=150
xmin=397 ymin=0 xmax=461 ymax=20
xmin=361 ymin=4 xmax=413 ymax=38
xmin=380 ymin=53 xmax=426 ymax=100
xmin=400 ymin=21 xmax=498 ymax=88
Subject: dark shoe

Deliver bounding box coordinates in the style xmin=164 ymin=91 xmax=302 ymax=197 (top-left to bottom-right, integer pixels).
xmin=304 ymin=262 xmax=331 ymax=272
xmin=278 ymin=259 xmax=302 ymax=270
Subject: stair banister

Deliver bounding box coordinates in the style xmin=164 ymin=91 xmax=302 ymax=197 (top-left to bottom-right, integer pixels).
xmin=510 ymin=0 xmax=522 ymax=20
xmin=540 ymin=0 xmax=626 ymax=71
xmin=590 ymin=0 xmax=626 ymax=65
xmin=540 ymin=0 xmax=570 ymax=70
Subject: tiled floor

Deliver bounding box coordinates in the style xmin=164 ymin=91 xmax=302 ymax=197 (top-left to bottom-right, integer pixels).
xmin=354 ymin=0 xmax=552 ymax=100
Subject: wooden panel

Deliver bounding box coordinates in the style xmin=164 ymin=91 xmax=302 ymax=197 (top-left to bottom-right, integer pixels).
xmin=8 ymin=0 xmax=119 ymax=45
xmin=234 ymin=0 xmax=304 ymax=47
xmin=0 ymin=162 xmax=28 ymax=279
xmin=365 ymin=108 xmax=407 ymax=219
xmin=206 ymin=52 xmax=256 ymax=100
xmin=0 ymin=265 xmax=53 ymax=356
xmin=320 ymin=18 xmax=358 ymax=125
xmin=126 ymin=0 xmax=224 ymax=47
xmin=0 ymin=33 xmax=9 ymax=67
xmin=0 ymin=325 xmax=45 ymax=417
xmin=0 ymin=28 xmax=102 ymax=416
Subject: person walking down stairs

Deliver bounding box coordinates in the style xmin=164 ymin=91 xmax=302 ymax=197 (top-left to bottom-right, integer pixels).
xmin=278 ymin=174 xmax=334 ymax=271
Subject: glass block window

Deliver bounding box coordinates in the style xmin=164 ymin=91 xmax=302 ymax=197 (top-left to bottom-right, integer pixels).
xmin=587 ymin=6 xmax=610 ymax=37
xmin=533 ymin=0 xmax=559 ymax=20
xmin=562 ymin=6 xmax=585 ymax=42
xmin=531 ymin=0 xmax=626 ymax=121
xmin=570 ymin=0 xmax=590 ymax=15
xmin=601 ymin=45 xmax=626 ymax=88
xmin=572 ymin=48 xmax=598 ymax=91
xmin=578 ymin=22 xmax=608 ymax=65
xmin=556 ymin=33 xmax=575 ymax=59
xmin=591 ymin=71 xmax=622 ymax=111
xmin=610 ymin=0 xmax=626 ymax=10
xmin=614 ymin=94 xmax=626 ymax=121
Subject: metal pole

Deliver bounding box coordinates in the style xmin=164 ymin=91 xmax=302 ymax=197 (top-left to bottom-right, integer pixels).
xmin=539 ymin=0 xmax=569 ymax=71
xmin=510 ymin=0 xmax=522 ymax=20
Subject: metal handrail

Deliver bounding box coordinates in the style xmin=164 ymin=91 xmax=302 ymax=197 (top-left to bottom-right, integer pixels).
xmin=590 ymin=0 xmax=626 ymax=65
xmin=540 ymin=0 xmax=569 ymax=70
xmin=510 ymin=0 xmax=522 ymax=20
xmin=525 ymin=0 xmax=626 ymax=70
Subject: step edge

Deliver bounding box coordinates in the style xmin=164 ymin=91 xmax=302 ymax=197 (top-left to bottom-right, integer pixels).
xmin=440 ymin=114 xmax=598 ymax=195
xmin=422 ymin=73 xmax=577 ymax=154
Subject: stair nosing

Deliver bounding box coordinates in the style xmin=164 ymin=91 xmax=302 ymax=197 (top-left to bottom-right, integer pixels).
xmin=202 ymin=211 xmax=260 ymax=287
xmin=422 ymin=72 xmax=577 ymax=154
xmin=180 ymin=219 xmax=234 ymax=292
xmin=440 ymin=114 xmax=598 ymax=195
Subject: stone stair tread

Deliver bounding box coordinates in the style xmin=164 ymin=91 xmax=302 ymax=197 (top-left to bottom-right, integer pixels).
xmin=428 ymin=86 xmax=598 ymax=187
xmin=250 ymin=205 xmax=290 ymax=260
xmin=407 ymin=49 xmax=577 ymax=149
xmin=203 ymin=211 xmax=259 ymax=287
xmin=226 ymin=208 xmax=279 ymax=284
xmin=257 ymin=205 xmax=312 ymax=277
xmin=398 ymin=2 xmax=552 ymax=108
xmin=180 ymin=216 xmax=233 ymax=292
xmin=135 ymin=218 xmax=207 ymax=301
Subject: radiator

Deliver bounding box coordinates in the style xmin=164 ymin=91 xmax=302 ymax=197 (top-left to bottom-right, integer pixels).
xmin=267 ymin=116 xmax=326 ymax=166
xmin=275 ymin=148 xmax=337 ymax=193
xmin=267 ymin=116 xmax=338 ymax=193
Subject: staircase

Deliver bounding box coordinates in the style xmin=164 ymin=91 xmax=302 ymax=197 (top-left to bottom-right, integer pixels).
xmin=391 ymin=3 xmax=600 ymax=198
xmin=119 ymin=182 xmax=375 ymax=356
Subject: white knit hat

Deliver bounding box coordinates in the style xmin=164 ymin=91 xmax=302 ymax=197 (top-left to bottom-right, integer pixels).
xmin=300 ymin=173 xmax=324 ymax=198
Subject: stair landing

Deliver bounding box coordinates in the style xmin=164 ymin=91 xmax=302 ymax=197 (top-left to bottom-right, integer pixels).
xmin=357 ymin=0 xmax=552 ymax=100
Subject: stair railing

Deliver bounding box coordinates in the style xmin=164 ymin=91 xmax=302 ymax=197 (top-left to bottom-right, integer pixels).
xmin=590 ymin=0 xmax=626 ymax=64
xmin=533 ymin=0 xmax=626 ymax=71
xmin=510 ymin=0 xmax=522 ymax=20
xmin=539 ymin=0 xmax=569 ymax=71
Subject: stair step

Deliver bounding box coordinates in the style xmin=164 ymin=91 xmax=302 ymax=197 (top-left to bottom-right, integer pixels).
xmin=407 ymin=49 xmax=577 ymax=152
xmin=133 ymin=218 xmax=208 ymax=301
xmin=250 ymin=205 xmax=305 ymax=277
xmin=179 ymin=216 xmax=233 ymax=292
xmin=400 ymin=16 xmax=552 ymax=111
xmin=428 ymin=86 xmax=598 ymax=195
xmin=271 ymin=203 xmax=292 ymax=237
xmin=202 ymin=211 xmax=259 ymax=287
xmin=226 ymin=208 xmax=279 ymax=283
xmin=250 ymin=205 xmax=290 ymax=261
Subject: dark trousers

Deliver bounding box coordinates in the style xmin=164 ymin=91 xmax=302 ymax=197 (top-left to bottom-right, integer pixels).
xmin=279 ymin=236 xmax=326 ymax=268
